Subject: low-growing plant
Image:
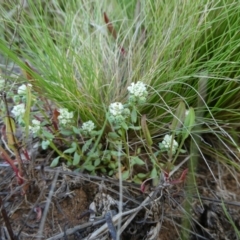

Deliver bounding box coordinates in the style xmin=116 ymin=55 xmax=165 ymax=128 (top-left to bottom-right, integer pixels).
xmin=1 ymin=80 xmax=195 ymax=185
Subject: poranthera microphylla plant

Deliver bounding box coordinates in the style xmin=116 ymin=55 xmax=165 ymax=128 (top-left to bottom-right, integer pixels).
xmin=1 ymin=80 xmax=195 ymax=192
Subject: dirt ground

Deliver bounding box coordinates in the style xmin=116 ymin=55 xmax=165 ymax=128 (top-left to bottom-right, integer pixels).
xmin=1 ymin=152 xmax=240 ymax=240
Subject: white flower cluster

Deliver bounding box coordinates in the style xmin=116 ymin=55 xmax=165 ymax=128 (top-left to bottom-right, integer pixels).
xmin=127 ymin=81 xmax=147 ymax=97
xmin=109 ymin=102 xmax=124 ymax=116
xmin=11 ymin=103 xmax=25 ymax=124
xmin=11 ymin=103 xmax=25 ymax=118
xmin=127 ymin=81 xmax=148 ymax=104
xmin=159 ymin=134 xmax=179 ymax=155
xmin=29 ymin=119 xmax=41 ymax=134
xmin=108 ymin=102 xmax=130 ymax=126
xmin=81 ymin=120 xmax=95 ymax=133
xmin=58 ymin=108 xmax=73 ymax=126
xmin=17 ymin=84 xmax=32 ymax=95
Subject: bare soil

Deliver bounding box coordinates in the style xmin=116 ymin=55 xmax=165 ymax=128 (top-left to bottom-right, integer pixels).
xmin=1 ymin=153 xmax=240 ymax=240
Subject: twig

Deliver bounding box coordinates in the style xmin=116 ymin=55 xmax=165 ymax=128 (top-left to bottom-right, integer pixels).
xmin=36 ymin=170 xmax=59 ymax=239
xmin=46 ymin=219 xmax=106 ymax=240
xmin=0 ymin=196 xmax=16 ymax=240
xmin=191 ymin=194 xmax=240 ymax=207
xmin=105 ymin=211 xmax=117 ymax=240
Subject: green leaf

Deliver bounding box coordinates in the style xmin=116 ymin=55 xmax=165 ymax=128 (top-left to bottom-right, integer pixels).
xmin=129 ymin=126 xmax=141 ymax=130
xmin=42 ymin=130 xmax=54 ymax=139
xmin=23 ymin=85 xmax=32 ymax=139
xmin=180 ymin=149 xmax=187 ymax=153
xmin=137 ymin=173 xmax=148 ymax=179
xmin=108 ymin=162 xmax=116 ymax=169
xmin=150 ymin=167 xmax=158 ymax=178
xmin=84 ymin=164 xmax=95 ymax=171
xmin=89 ymin=151 xmax=100 ymax=158
xmin=131 ymin=107 xmax=137 ymax=123
xmin=72 ymin=126 xmax=81 ymax=134
xmin=103 ymin=152 xmax=111 ymax=161
xmin=94 ymin=158 xmax=100 ymax=166
xmin=60 ymin=129 xmax=73 ymax=136
xmin=50 ymin=156 xmax=60 ymax=167
xmin=4 ymin=116 xmax=17 ymax=150
xmin=108 ymin=132 xmax=120 ymax=140
xmin=64 ymin=148 xmax=75 ymax=154
xmin=64 ymin=142 xmax=77 ymax=154
xmin=111 ymin=151 xmax=125 ymax=157
xmin=41 ymin=140 xmax=50 ymax=150
xmin=169 ymin=101 xmax=186 ymax=132
xmin=71 ymin=142 xmax=77 ymax=149
xmin=82 ymin=139 xmax=93 ymax=153
xmin=122 ymin=170 xmax=130 ymax=180
xmin=89 ymin=130 xmax=99 ymax=137
xmin=130 ymin=156 xmax=145 ymax=166
xmin=182 ymin=107 xmax=195 ymax=140
xmin=141 ymin=115 xmax=153 ymax=146
xmin=150 ymin=156 xmax=156 ymax=164
xmin=63 ymin=148 xmax=75 ymax=154
xmin=133 ymin=176 xmax=142 ymax=184
xmin=100 ymin=168 xmax=107 ymax=173
xmin=73 ymin=152 xmax=81 ymax=165
xmin=154 ymin=150 xmax=160 ymax=157
xmin=121 ymin=121 xmax=129 ymax=130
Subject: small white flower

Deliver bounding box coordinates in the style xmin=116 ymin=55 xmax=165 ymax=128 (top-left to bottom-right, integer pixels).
xmin=60 ymin=119 xmax=67 ymax=125
xmin=127 ymin=81 xmax=148 ymax=98
xmin=82 ymin=120 xmax=95 ymax=133
xmin=109 ymin=102 xmax=124 ymax=116
xmin=58 ymin=108 xmax=73 ymax=125
xmin=17 ymin=84 xmax=32 ymax=95
xmin=185 ymin=110 xmax=189 ymax=117
xmin=11 ymin=103 xmax=25 ymax=118
xmin=58 ymin=108 xmax=74 ymax=119
xmin=32 ymin=119 xmax=40 ymax=125
xmin=29 ymin=119 xmax=41 ymax=134
xmin=17 ymin=84 xmax=27 ymax=95
xmin=160 ymin=134 xmax=178 ymax=155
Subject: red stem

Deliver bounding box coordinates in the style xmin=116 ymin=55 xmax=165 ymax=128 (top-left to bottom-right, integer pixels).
xmin=0 ymin=150 xmax=24 ymax=185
